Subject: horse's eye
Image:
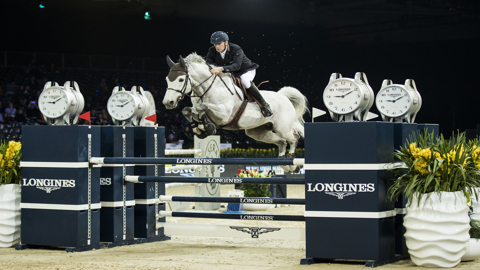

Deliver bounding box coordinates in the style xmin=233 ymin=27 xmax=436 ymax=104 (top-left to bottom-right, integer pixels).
xmin=179 ymin=78 xmax=184 ymax=82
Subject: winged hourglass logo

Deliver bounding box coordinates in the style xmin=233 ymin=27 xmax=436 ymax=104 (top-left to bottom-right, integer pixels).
xmin=325 ymin=191 xmax=356 ymax=199
xmin=230 ymin=226 xmax=281 ymax=238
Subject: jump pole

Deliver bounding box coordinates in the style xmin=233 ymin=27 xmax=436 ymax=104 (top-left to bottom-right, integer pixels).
xmin=90 ymin=157 xmax=305 ymax=166
xmin=156 ymin=222 xmax=306 ymax=241
xmin=125 ymin=175 xmax=305 ymax=184
xmin=158 ymin=211 xmax=305 ymax=221
xmin=158 ymin=195 xmax=305 ymax=205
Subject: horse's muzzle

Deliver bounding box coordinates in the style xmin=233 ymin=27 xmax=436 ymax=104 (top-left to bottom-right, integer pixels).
xmin=163 ymin=100 xmax=177 ymax=109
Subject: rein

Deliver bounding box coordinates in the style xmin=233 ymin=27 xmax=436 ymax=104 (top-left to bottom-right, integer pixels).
xmin=167 ymin=64 xmax=236 ymax=102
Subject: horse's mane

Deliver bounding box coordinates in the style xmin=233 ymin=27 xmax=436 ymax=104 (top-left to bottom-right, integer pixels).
xmin=184 ymin=53 xmax=230 ymax=79
xmin=184 ymin=53 xmax=206 ymax=66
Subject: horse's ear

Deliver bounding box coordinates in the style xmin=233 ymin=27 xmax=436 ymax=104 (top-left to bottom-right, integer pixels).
xmin=179 ymin=56 xmax=186 ymax=68
xmin=166 ymin=55 xmax=175 ymax=68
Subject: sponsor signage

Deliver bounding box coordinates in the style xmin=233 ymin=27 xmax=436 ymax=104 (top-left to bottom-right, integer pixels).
xmin=100 ymin=178 xmax=112 ymax=185
xmin=207 ymin=177 xmax=243 ymax=184
xmin=22 ymin=178 xmax=76 ymax=193
xmin=307 ymin=182 xmax=375 ymax=199
xmin=176 ymin=158 xmax=212 ymax=164
xmin=240 ymin=198 xmax=274 ymax=204
xmin=239 ymin=215 xmax=274 ymax=221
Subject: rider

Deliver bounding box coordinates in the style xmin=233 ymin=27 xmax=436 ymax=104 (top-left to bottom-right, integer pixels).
xmin=206 ymin=31 xmax=273 ymax=117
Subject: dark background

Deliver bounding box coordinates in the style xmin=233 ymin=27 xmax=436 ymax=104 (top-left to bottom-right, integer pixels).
xmin=1 ymin=0 xmax=480 ymax=136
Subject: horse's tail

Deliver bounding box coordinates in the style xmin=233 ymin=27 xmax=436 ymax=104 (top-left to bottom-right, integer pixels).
xmin=278 ymin=86 xmax=310 ymax=138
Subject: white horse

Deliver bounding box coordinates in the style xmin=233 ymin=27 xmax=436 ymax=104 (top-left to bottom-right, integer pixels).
xmin=163 ymin=53 xmax=309 ymax=172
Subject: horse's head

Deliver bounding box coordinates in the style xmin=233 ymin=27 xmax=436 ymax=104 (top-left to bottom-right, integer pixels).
xmin=163 ymin=55 xmax=190 ymax=109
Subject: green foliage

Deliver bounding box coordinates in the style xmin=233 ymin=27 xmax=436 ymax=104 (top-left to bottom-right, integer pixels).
xmin=237 ymin=169 xmax=271 ymax=197
xmin=388 ymin=130 xmax=480 ymax=204
xmin=469 ymin=219 xmax=480 ymax=239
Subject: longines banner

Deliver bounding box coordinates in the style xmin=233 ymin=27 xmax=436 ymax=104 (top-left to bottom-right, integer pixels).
xmin=165 ymin=165 xmax=305 ymax=178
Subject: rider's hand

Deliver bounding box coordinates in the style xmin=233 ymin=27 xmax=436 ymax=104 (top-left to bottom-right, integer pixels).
xmin=210 ymin=67 xmax=223 ymax=74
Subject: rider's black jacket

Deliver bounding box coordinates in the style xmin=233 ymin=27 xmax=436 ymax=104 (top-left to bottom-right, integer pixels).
xmin=206 ymin=43 xmax=259 ymax=77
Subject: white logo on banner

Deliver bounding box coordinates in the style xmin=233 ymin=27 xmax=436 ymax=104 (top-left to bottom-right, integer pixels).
xmin=307 ymin=183 xmax=375 ymax=199
xmin=23 ymin=178 xmax=76 ymax=193
xmin=37 ymin=187 xmax=61 ymax=193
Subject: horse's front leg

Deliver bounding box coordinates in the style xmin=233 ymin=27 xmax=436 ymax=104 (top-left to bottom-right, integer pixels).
xmin=182 ymin=107 xmax=202 ymax=135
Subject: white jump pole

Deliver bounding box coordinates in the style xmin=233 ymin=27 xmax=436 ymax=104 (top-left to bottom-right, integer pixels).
xmin=156 ymin=222 xmax=306 ymax=241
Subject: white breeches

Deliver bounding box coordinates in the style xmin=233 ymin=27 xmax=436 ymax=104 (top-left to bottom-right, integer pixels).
xmin=240 ymin=69 xmax=256 ymax=88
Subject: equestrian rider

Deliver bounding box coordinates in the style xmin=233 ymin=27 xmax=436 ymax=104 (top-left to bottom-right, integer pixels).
xmin=206 ymin=31 xmax=273 ymax=117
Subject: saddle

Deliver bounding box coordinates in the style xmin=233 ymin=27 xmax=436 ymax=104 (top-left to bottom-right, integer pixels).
xmin=230 ymin=74 xmax=255 ymax=103
xmin=219 ymin=74 xmax=269 ymax=130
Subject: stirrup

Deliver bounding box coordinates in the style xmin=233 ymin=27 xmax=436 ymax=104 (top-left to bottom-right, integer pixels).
xmin=261 ymin=104 xmax=273 ymax=117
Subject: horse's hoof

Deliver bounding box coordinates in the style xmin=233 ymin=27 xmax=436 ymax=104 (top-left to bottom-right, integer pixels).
xmin=286 ymin=153 xmax=294 ymax=159
xmin=293 ymin=166 xmax=301 ymax=173
xmin=196 ymin=132 xmax=208 ymax=139
xmin=204 ymin=122 xmax=217 ymax=135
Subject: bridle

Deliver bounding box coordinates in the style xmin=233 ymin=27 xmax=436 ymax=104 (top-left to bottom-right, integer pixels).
xmin=166 ymin=64 xmax=234 ymax=102
xmin=166 ymin=66 xmax=217 ymax=102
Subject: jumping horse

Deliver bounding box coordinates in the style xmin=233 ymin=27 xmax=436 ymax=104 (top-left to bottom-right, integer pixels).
xmin=163 ymin=53 xmax=309 ymax=172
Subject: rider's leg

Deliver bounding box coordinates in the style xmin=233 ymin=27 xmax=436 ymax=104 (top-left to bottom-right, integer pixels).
xmin=240 ymin=70 xmax=273 ymax=117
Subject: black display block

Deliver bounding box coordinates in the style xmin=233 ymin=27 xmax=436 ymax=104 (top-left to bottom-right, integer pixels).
xmin=20 ymin=126 xmax=101 ymax=250
xmin=304 ymin=122 xmax=395 ymax=264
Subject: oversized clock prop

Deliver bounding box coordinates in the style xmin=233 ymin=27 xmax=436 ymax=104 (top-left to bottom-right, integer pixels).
xmin=141 ymin=88 xmax=156 ymax=127
xmin=107 ymin=86 xmax=150 ymax=126
xmin=375 ymin=79 xmax=422 ymax=123
xmin=38 ymin=81 xmax=85 ymax=125
xmin=323 ymin=72 xmax=374 ymax=122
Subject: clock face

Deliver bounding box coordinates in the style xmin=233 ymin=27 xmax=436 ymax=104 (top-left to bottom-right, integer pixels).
xmin=376 ymin=86 xmax=412 ymax=117
xmin=323 ymin=79 xmax=362 ymax=114
xmin=39 ymin=88 xmax=69 ymax=118
xmin=107 ymin=92 xmax=137 ymax=121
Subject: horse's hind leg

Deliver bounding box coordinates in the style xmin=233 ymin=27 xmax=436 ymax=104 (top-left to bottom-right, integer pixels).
xmin=245 ymin=126 xmax=290 ymax=172
xmin=273 ymin=127 xmax=302 ymax=173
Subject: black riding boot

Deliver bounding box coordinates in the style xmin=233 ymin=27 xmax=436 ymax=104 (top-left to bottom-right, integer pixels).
xmin=247 ymin=82 xmax=273 ymax=117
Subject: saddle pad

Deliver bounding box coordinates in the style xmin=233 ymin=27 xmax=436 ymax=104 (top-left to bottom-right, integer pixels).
xmin=233 ymin=84 xmax=244 ymax=101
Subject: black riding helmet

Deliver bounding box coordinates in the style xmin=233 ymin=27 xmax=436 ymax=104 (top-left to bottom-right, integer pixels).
xmin=210 ymin=31 xmax=229 ymax=44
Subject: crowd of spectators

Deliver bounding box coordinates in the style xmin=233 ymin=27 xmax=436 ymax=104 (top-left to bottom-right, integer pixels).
xmin=0 ymin=62 xmax=197 ymax=147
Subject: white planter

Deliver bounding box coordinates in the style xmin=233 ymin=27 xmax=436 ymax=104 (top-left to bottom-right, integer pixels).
xmin=471 ymin=187 xmax=480 ymax=222
xmin=404 ymin=191 xmax=470 ymax=268
xmin=242 ymin=197 xmax=272 ymax=211
xmin=461 ymin=238 xmax=480 ymax=261
xmin=0 ymin=184 xmax=21 ymax=248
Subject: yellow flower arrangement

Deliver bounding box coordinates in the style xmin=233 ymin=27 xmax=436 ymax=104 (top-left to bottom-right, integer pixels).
xmin=238 ymin=169 xmax=271 ymax=197
xmin=388 ymin=131 xmax=480 ymax=203
xmin=0 ymin=141 xmax=22 ymax=185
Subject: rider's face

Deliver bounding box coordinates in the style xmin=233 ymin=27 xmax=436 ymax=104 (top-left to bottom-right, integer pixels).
xmin=214 ymin=41 xmax=227 ymax=53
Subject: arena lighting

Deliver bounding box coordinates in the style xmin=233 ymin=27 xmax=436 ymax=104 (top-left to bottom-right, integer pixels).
xmin=144 ymin=7 xmax=152 ymax=20
xmin=39 ymin=1 xmax=45 ymax=8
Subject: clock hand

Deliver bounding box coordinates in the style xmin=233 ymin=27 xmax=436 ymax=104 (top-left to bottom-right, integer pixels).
xmin=395 ymin=94 xmax=408 ymax=101
xmin=333 ymin=90 xmax=355 ymax=98
xmin=343 ymin=90 xmax=355 ymax=96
